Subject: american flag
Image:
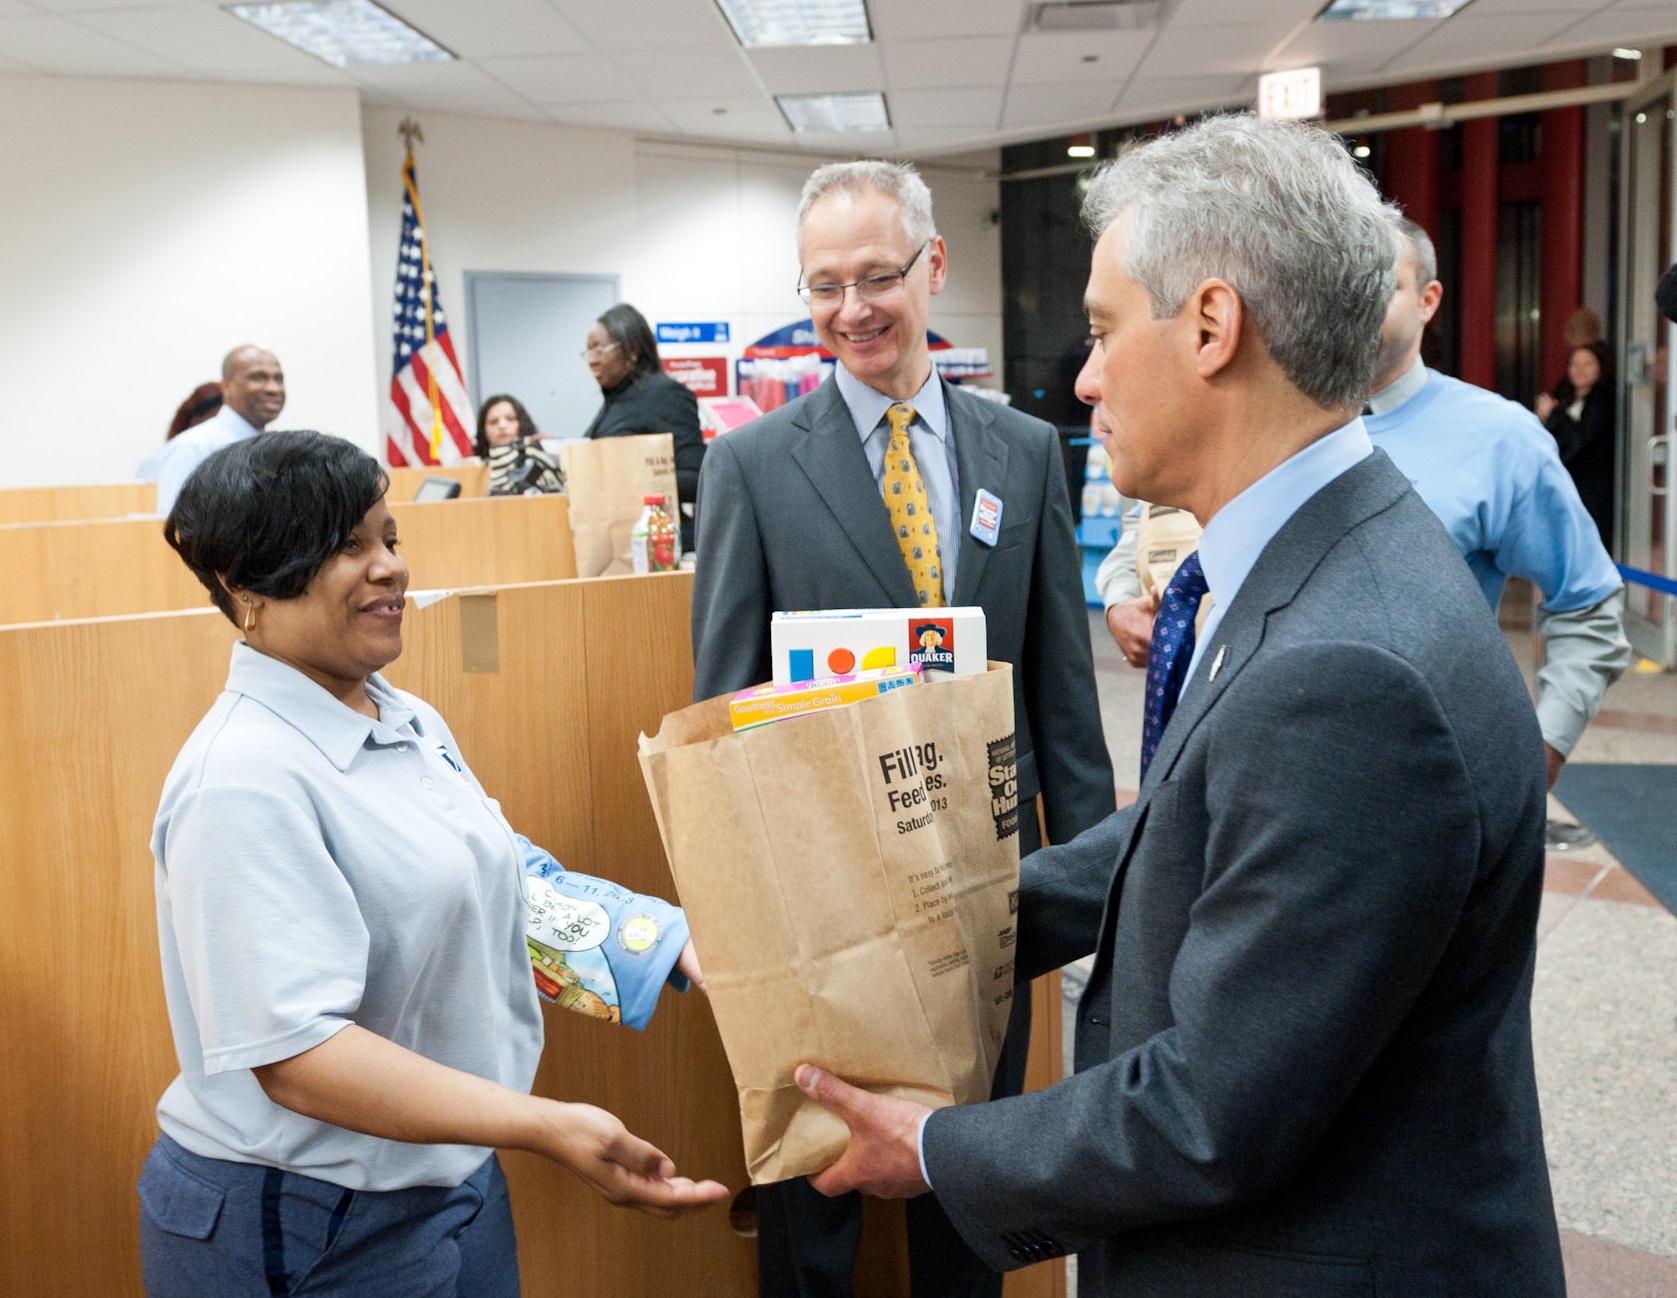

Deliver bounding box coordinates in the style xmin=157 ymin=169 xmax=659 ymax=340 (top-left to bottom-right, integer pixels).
xmin=384 ymin=149 xmax=473 ymax=466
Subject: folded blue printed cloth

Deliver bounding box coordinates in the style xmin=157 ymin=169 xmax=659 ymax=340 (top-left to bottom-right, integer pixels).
xmin=519 ymin=835 xmax=690 ymax=1031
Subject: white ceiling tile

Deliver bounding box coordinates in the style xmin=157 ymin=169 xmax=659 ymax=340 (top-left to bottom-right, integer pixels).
xmin=1001 ymin=80 xmax=1120 ymax=127
xmin=0 ymin=0 xmax=38 ymax=14
xmin=870 ymin=0 xmax=1027 ymax=41
xmin=0 ymin=13 xmax=188 ymax=74
xmin=1550 ymin=7 xmax=1677 ymax=48
xmin=890 ymin=85 xmax=1004 ymax=129
xmin=380 ymin=0 xmax=589 ymax=58
xmin=778 ymin=126 xmax=897 ymax=153
xmin=1141 ymin=23 xmax=1305 ymax=77
xmin=544 ymin=99 xmax=678 ymax=133
xmin=659 ymin=92 xmax=789 ymax=138
xmin=1382 ymin=10 xmax=1593 ymax=73
xmin=1169 ymin=0 xmax=1320 ymax=28
xmin=551 ymin=0 xmax=736 ymax=52
xmin=1463 ymin=0 xmax=1607 ymax=13
xmin=349 ymin=60 xmax=545 ymax=118
xmin=748 ymin=43 xmax=884 ymax=95
xmin=880 ymin=35 xmax=1014 ymax=89
xmin=73 ymin=5 xmax=353 ymax=83
xmin=1269 ymin=17 xmax=1438 ymax=72
xmin=21 ymin=0 xmax=182 ymax=10
xmin=1009 ymin=28 xmax=1151 ymax=85
xmin=481 ymin=53 xmax=630 ymax=104
xmin=620 ymin=45 xmax=761 ymax=99
xmin=1116 ymin=72 xmax=1256 ymax=116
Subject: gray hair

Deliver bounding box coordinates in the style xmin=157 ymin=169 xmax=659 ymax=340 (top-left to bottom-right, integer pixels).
xmin=798 ymin=160 xmax=937 ymax=248
xmin=1081 ymin=114 xmax=1399 ymax=411
xmin=1394 ymin=216 xmax=1438 ymax=288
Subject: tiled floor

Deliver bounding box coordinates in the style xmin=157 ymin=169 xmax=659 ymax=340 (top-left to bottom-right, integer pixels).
xmin=1065 ymin=604 xmax=1677 ymax=1294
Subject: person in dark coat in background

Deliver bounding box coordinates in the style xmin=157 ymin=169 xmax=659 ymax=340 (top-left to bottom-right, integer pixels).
xmin=583 ymin=303 xmax=706 ymax=552
xmin=1537 ymin=342 xmax=1616 ymax=546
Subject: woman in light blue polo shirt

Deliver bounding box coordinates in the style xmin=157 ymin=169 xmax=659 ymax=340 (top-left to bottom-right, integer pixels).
xmin=139 ymin=431 xmax=726 ymax=1296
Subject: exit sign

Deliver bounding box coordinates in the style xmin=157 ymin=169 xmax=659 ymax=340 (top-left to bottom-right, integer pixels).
xmin=1257 ymin=67 xmax=1321 ymax=121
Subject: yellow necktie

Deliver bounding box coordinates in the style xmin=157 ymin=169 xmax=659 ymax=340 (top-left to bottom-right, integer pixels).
xmin=882 ymin=402 xmax=945 ymax=608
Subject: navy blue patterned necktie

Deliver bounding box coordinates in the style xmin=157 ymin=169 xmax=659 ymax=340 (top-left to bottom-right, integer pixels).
xmin=1140 ymin=550 xmax=1209 ymax=780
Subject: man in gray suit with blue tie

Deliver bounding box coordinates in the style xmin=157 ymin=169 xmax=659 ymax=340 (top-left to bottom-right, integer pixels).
xmin=795 ymin=116 xmax=1566 ymax=1295
xmin=692 ymin=161 xmax=1115 ymax=1296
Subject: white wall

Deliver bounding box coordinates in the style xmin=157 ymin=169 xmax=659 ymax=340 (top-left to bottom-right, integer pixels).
xmin=0 ymin=76 xmax=379 ymax=487
xmin=363 ymin=106 xmax=1003 ymax=435
xmin=0 ymin=81 xmax=1001 ymax=488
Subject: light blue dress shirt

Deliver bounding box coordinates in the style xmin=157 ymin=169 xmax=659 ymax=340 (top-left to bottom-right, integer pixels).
xmin=1184 ymin=419 xmax=1373 ymax=695
xmin=836 ymin=364 xmax=961 ymax=603
xmin=1362 ymin=358 xmax=1628 ymax=753
xmin=153 ymin=405 xmax=261 ymax=515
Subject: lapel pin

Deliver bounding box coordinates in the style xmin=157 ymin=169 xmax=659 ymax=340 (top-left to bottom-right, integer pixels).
xmin=1208 ymin=644 xmax=1228 ymax=682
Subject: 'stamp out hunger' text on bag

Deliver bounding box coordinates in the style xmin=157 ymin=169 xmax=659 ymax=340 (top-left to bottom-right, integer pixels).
xmin=638 ymin=664 xmax=1021 ymax=1183
xmin=558 ymin=433 xmax=678 ymax=577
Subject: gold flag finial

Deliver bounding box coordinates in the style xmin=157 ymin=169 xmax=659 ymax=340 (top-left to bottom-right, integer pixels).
xmin=397 ymin=117 xmax=424 ymax=153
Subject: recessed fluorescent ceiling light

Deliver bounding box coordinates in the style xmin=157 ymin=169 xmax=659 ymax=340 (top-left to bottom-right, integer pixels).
xmin=225 ymin=1 xmax=453 ymax=66
xmin=777 ymin=92 xmax=890 ymax=132
xmin=1317 ymin=0 xmax=1475 ymax=18
xmin=715 ymin=0 xmax=871 ymax=47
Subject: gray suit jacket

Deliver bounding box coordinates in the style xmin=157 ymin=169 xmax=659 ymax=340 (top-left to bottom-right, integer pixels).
xmin=923 ymin=451 xmax=1565 ymax=1295
xmin=690 ymin=374 xmax=1114 ymax=845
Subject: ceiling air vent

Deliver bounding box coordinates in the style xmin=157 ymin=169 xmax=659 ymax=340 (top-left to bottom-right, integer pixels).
xmin=1028 ymin=1 xmax=1162 ymax=32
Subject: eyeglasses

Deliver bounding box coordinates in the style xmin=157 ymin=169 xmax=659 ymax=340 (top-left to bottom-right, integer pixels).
xmin=580 ymin=341 xmax=620 ymax=361
xmin=798 ymin=243 xmax=927 ymax=307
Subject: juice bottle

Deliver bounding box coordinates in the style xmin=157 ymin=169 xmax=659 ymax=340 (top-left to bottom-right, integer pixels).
xmin=647 ymin=494 xmax=679 ymax=572
xmin=632 ymin=495 xmax=679 ymax=574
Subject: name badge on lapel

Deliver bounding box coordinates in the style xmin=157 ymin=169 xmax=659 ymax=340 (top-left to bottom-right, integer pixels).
xmin=969 ymin=489 xmax=1003 ymax=547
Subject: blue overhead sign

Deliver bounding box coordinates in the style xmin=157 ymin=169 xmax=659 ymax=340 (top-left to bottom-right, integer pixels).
xmin=657 ymin=321 xmax=731 ymax=344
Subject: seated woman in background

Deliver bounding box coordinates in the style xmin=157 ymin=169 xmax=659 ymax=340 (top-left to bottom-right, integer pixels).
xmin=582 ymin=304 xmax=706 ymax=552
xmin=1537 ymin=341 xmax=1616 ymax=546
xmin=137 ymin=382 xmax=224 ymax=479
xmin=141 ymin=431 xmax=724 ymax=1297
xmin=476 ymin=393 xmax=564 ymax=496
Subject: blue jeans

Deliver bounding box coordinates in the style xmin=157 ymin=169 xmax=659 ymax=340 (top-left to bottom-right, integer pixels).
xmin=138 ymin=1135 xmax=520 ymax=1297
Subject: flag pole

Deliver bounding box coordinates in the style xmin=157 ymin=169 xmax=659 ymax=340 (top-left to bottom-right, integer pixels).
xmin=399 ymin=117 xmax=444 ymax=462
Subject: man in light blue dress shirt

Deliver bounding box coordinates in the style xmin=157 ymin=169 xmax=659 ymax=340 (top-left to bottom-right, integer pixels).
xmin=1365 ymin=219 xmax=1628 ymax=804
xmin=151 ymin=345 xmax=285 ymax=515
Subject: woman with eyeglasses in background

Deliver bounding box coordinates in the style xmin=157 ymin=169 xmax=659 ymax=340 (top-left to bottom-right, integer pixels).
xmin=582 ymin=303 xmax=706 ymax=552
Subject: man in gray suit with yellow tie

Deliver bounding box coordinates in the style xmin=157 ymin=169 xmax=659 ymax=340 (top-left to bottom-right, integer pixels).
xmin=795 ymin=118 xmax=1566 ymax=1295
xmin=691 ymin=161 xmax=1114 ymax=1297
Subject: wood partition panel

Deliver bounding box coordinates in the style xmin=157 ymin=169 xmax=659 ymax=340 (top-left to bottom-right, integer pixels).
xmin=387 ymin=462 xmax=489 ymax=499
xmin=0 ymin=480 xmax=155 ymax=524
xmin=0 ymin=575 xmax=1060 ymax=1296
xmin=0 ymin=606 xmax=240 ymax=1298
xmin=0 ymin=493 xmax=576 ymax=625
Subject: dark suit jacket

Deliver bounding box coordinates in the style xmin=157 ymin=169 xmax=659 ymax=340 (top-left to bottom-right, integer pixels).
xmin=923 ymin=451 xmax=1565 ymax=1295
xmin=690 ymin=373 xmax=1114 ymax=846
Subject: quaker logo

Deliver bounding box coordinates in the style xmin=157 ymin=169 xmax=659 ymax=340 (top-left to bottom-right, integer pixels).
xmin=987 ymin=734 xmax=1019 ymax=841
xmin=909 ymin=619 xmax=956 ymax=672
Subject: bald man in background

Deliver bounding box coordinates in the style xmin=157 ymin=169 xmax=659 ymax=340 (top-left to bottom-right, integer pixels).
xmin=153 ymin=345 xmax=285 ymax=515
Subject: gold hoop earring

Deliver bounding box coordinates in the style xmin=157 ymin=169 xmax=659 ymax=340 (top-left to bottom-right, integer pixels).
xmin=242 ymin=598 xmax=256 ymax=634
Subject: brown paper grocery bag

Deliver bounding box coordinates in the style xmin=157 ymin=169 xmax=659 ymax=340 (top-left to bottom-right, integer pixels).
xmin=557 ymin=433 xmax=678 ymax=577
xmin=638 ymin=664 xmax=1020 ymax=1184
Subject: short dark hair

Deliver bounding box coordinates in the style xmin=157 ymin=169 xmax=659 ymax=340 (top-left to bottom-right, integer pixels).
xmin=474 ymin=393 xmax=539 ymax=459
xmin=597 ymin=303 xmax=660 ymax=377
xmin=164 ymin=430 xmax=388 ymax=624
